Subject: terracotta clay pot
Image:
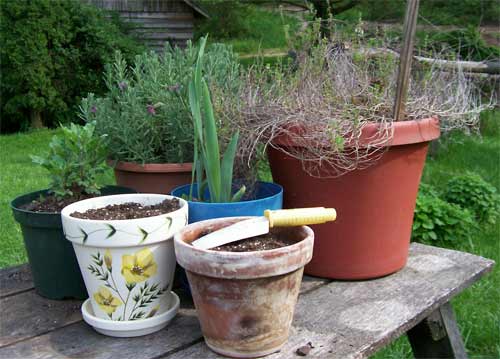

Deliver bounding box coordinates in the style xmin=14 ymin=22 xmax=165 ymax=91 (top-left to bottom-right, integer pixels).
xmin=174 ymin=217 xmax=314 ymax=358
xmin=267 ymin=117 xmax=440 ymax=280
xmin=109 ymin=161 xmax=192 ymax=194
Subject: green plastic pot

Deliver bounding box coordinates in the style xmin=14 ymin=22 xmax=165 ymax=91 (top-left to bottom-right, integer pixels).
xmin=10 ymin=186 xmax=136 ymax=300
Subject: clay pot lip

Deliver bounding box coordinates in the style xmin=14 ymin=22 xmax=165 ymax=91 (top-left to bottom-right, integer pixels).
xmin=108 ymin=160 xmax=193 ymax=173
xmin=272 ymin=116 xmax=440 ymax=148
xmin=175 ymin=216 xmax=313 ymax=256
xmin=174 ymin=216 xmax=314 ymax=279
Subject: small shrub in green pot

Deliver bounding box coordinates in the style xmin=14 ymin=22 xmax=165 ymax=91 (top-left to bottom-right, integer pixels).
xmin=81 ymin=40 xmax=241 ymax=194
xmin=10 ymin=122 xmax=135 ymax=299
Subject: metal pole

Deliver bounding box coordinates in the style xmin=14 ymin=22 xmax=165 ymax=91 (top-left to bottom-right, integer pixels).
xmin=393 ymin=0 xmax=420 ymax=121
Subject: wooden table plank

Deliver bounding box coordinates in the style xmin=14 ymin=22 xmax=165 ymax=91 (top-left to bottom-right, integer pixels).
xmin=0 ymin=244 xmax=493 ymax=359
xmin=0 ymin=291 xmax=82 ymax=347
xmin=0 ymin=268 xmax=328 ymax=357
xmin=162 ymin=243 xmax=494 ymax=359
xmin=0 ymin=308 xmax=202 ymax=359
xmin=299 ymin=276 xmax=331 ymax=294
xmin=0 ymin=264 xmax=33 ymax=298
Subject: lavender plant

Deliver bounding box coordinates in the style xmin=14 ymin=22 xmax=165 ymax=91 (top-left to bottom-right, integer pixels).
xmin=80 ymin=41 xmax=241 ymax=164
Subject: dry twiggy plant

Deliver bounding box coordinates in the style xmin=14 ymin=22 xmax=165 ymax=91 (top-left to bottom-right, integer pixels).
xmin=218 ymin=32 xmax=494 ymax=178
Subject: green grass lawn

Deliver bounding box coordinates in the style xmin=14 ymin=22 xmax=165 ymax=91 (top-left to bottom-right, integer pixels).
xmin=1 ymin=112 xmax=498 ymax=357
xmin=195 ymin=3 xmax=301 ymax=56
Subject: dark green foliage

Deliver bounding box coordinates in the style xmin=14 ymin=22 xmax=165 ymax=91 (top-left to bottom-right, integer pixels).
xmin=412 ymin=184 xmax=476 ymax=244
xmin=0 ymin=0 xmax=143 ymax=133
xmin=194 ymin=2 xmax=300 ymax=54
xmin=480 ymin=109 xmax=500 ymax=138
xmin=417 ymin=27 xmax=500 ymax=61
xmin=444 ymin=173 xmax=499 ymax=224
xmin=31 ymin=122 xmax=108 ymax=199
xmin=417 ymin=182 xmax=440 ymax=197
xmin=339 ymin=0 xmax=500 ymax=25
xmin=195 ymin=1 xmax=250 ymax=40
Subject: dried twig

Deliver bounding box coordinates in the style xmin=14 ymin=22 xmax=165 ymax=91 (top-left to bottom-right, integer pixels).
xmin=218 ymin=38 xmax=494 ymax=178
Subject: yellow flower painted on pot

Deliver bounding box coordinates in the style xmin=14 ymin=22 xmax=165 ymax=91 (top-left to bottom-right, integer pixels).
xmin=121 ymin=248 xmax=157 ymax=284
xmin=93 ymin=286 xmax=122 ymax=316
xmin=104 ymin=249 xmax=112 ymax=271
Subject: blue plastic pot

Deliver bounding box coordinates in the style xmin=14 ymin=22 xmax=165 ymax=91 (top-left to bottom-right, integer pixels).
xmin=171 ymin=181 xmax=283 ymax=223
xmin=171 ymin=181 xmax=283 ymax=294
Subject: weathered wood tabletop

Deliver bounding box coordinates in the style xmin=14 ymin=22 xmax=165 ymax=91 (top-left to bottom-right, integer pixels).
xmin=0 ymin=243 xmax=494 ymax=359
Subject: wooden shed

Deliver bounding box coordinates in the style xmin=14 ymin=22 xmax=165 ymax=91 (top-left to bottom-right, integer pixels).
xmin=86 ymin=0 xmax=208 ymax=51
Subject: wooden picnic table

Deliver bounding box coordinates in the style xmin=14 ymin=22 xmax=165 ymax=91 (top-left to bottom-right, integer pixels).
xmin=0 ymin=243 xmax=494 ymax=359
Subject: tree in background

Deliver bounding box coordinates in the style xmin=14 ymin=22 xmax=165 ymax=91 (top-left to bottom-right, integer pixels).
xmin=0 ymin=0 xmax=143 ymax=133
xmin=309 ymin=0 xmax=360 ymax=19
xmin=308 ymin=0 xmax=360 ymax=36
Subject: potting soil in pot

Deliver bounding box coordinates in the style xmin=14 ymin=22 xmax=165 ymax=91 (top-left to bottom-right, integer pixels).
xmin=211 ymin=232 xmax=298 ymax=252
xmin=70 ymin=198 xmax=180 ymax=220
xmin=21 ymin=193 xmax=101 ymax=213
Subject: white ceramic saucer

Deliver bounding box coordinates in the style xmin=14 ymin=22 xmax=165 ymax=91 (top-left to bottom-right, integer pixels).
xmin=81 ymin=291 xmax=180 ymax=337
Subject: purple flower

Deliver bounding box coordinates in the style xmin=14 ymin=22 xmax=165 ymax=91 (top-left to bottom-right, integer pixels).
xmin=147 ymin=104 xmax=156 ymax=115
xmin=118 ymin=81 xmax=127 ymax=91
xmin=90 ymin=106 xmax=97 ymax=113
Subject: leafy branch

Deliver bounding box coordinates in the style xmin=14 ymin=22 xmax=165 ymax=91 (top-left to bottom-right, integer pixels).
xmin=128 ymin=281 xmax=168 ymax=320
xmin=88 ymin=251 xmax=125 ymax=303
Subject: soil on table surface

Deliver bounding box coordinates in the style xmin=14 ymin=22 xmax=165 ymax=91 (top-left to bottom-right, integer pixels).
xmin=211 ymin=231 xmax=298 ymax=252
xmin=20 ymin=193 xmax=96 ymax=213
xmin=70 ymin=198 xmax=181 ymax=220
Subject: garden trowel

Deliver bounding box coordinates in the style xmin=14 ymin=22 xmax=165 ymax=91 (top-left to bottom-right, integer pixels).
xmin=191 ymin=207 xmax=337 ymax=250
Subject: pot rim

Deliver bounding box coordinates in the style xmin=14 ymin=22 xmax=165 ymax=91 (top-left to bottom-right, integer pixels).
xmin=171 ymin=181 xmax=283 ymax=207
xmin=174 ymin=216 xmax=314 ymax=279
xmin=272 ymin=116 xmax=440 ymax=149
xmin=108 ymin=160 xmax=193 ymax=173
xmin=61 ymin=193 xmax=187 ymax=225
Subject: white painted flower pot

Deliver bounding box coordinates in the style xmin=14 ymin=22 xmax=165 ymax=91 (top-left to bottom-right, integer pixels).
xmin=61 ymin=194 xmax=187 ymax=322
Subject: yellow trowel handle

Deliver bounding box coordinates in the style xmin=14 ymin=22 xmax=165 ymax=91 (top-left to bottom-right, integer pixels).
xmin=264 ymin=207 xmax=337 ymax=228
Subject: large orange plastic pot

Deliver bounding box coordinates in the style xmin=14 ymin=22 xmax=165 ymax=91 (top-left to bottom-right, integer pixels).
xmin=267 ymin=117 xmax=440 ymax=279
xmin=109 ymin=160 xmax=192 ymax=195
